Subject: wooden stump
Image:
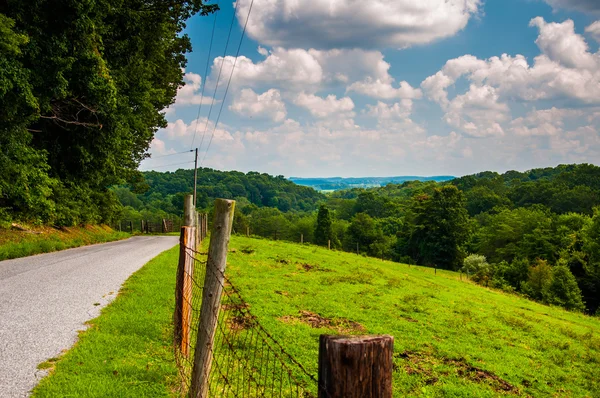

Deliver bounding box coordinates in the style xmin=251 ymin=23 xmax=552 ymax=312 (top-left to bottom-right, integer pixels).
xmin=318 ymin=335 xmax=394 ymax=398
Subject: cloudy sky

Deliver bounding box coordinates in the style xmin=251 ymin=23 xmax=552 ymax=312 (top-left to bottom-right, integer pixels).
xmin=140 ymin=0 xmax=600 ymax=178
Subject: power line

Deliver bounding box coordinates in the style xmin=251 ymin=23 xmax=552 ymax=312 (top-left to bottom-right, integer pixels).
xmin=199 ymin=0 xmax=242 ymax=154
xmin=190 ymin=11 xmax=218 ymax=150
xmin=140 ymin=160 xmax=195 ymax=171
xmin=149 ymin=150 xmax=194 ymax=160
xmin=201 ymin=0 xmax=254 ymax=167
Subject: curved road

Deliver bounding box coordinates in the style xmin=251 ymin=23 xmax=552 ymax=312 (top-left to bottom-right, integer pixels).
xmin=0 ymin=235 xmax=178 ymax=397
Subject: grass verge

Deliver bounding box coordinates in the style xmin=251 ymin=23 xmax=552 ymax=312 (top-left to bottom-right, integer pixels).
xmin=31 ymin=246 xmax=179 ymax=398
xmin=0 ymin=225 xmax=129 ymax=261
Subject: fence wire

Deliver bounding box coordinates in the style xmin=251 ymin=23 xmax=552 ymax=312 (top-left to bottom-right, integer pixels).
xmin=174 ymin=245 xmax=318 ymax=397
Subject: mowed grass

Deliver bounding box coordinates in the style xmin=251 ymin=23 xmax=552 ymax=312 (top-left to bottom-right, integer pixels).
xmin=31 ymin=246 xmax=180 ymax=398
xmin=223 ymin=236 xmax=600 ymax=397
xmin=0 ymin=225 xmax=129 ymax=261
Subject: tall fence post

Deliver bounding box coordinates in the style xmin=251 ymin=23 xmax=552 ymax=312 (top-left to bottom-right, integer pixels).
xmin=301 ymin=233 xmax=304 ymax=244
xmin=246 ymin=226 xmax=249 ymax=237
xmin=190 ymin=199 xmax=235 ymax=398
xmin=174 ymin=225 xmax=196 ymax=357
xmin=318 ymin=335 xmax=394 ymax=398
xmin=174 ymin=195 xmax=197 ymax=358
xmin=328 ymin=240 xmax=331 ymax=250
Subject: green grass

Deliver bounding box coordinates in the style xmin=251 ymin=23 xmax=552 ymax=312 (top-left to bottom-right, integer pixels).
xmin=0 ymin=225 xmax=129 ymax=261
xmin=222 ymin=236 xmax=600 ymax=397
xmin=31 ymin=236 xmax=600 ymax=397
xmin=31 ymin=246 xmax=180 ymax=398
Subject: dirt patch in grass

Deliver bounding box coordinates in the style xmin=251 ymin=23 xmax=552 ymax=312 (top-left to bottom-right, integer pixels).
xmin=240 ymin=247 xmax=255 ymax=254
xmin=397 ymin=351 xmax=519 ymax=394
xmin=297 ymin=262 xmax=333 ymax=272
xmin=221 ymin=302 xmax=257 ymax=331
xmin=279 ymin=310 xmax=366 ymax=334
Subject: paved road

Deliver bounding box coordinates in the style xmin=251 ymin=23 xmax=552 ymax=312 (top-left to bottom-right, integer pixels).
xmin=0 ymin=236 xmax=178 ymax=397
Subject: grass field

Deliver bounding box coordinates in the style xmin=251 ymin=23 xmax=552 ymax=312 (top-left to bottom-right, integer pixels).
xmin=32 ymin=235 xmax=600 ymax=397
xmin=223 ymin=236 xmax=600 ymax=397
xmin=0 ymin=225 xmax=129 ymax=261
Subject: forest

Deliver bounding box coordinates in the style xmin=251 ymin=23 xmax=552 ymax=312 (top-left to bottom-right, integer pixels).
xmin=113 ymin=164 xmax=600 ymax=315
xmin=0 ymin=0 xmax=217 ymax=227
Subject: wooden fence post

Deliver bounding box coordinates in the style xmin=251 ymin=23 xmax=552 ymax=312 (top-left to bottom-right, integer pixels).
xmin=140 ymin=220 xmax=144 ymax=234
xmin=328 ymin=240 xmax=331 ymax=250
xmin=204 ymin=214 xmax=208 ymax=240
xmin=174 ymin=225 xmax=196 ymax=357
xmin=190 ymin=199 xmax=235 ymax=398
xmin=318 ymin=335 xmax=393 ymax=398
xmin=301 ymin=233 xmax=304 ymax=244
xmin=184 ymin=195 xmax=195 ymax=227
xmin=246 ymin=226 xmax=249 ymax=237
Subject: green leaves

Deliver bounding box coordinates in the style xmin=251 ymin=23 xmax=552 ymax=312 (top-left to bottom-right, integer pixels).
xmin=0 ymin=1 xmax=217 ymax=225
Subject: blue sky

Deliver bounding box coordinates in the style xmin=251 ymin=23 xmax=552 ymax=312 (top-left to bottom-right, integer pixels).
xmin=140 ymin=0 xmax=600 ymax=178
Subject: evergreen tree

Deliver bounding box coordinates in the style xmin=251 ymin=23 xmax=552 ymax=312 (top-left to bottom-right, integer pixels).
xmin=400 ymin=186 xmax=469 ymax=270
xmin=314 ymin=205 xmax=333 ymax=246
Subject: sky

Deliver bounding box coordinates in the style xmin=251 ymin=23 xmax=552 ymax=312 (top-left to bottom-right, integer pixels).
xmin=139 ymin=0 xmax=600 ymax=178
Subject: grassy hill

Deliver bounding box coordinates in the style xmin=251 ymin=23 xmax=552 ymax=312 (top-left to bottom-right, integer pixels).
xmin=223 ymin=236 xmax=600 ymax=397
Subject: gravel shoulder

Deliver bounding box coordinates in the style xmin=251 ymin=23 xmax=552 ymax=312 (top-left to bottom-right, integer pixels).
xmin=0 ymin=235 xmax=178 ymax=397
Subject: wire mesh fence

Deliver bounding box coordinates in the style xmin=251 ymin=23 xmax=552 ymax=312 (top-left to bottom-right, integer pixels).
xmin=174 ymin=243 xmax=318 ymax=397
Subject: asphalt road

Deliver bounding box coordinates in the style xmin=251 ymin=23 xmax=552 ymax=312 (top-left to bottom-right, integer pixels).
xmin=0 ymin=235 xmax=178 ymax=397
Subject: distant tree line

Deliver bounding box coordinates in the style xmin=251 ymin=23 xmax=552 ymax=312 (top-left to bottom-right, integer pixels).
xmin=108 ymin=163 xmax=600 ymax=315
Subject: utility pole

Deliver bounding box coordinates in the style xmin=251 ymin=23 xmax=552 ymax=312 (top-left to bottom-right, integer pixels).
xmin=193 ymin=148 xmax=198 ymax=207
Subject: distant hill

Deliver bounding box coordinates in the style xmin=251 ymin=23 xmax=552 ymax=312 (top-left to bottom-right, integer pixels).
xmin=289 ymin=175 xmax=455 ymax=191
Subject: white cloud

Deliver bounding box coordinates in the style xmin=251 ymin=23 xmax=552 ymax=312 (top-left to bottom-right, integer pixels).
xmin=148 ymin=138 xmax=175 ymax=157
xmin=236 ymin=0 xmax=481 ymax=50
xmin=366 ymin=100 xmax=413 ymax=120
xmin=347 ymin=79 xmax=422 ymax=100
xmin=209 ymin=47 xmax=421 ymax=100
xmin=229 ymin=88 xmax=287 ymax=122
xmin=210 ymin=48 xmax=323 ymax=91
xmin=444 ymin=85 xmax=509 ymax=138
xmin=586 ymin=21 xmax=600 ymax=43
xmin=530 ymin=17 xmax=598 ymax=70
xmin=543 ymin=0 xmax=600 ymax=13
xmin=510 ymin=107 xmax=583 ymax=137
xmin=171 ymin=71 xmax=214 ymax=106
xmin=421 ymin=18 xmax=600 ymax=107
xmin=294 ymin=92 xmax=354 ymax=118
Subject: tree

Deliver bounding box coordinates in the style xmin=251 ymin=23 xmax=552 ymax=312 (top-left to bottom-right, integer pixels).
xmin=0 ymin=0 xmax=218 ymax=225
xmin=344 ymin=212 xmax=381 ymax=255
xmin=462 ymin=254 xmax=491 ymax=284
xmin=522 ymin=259 xmax=553 ymax=301
xmin=314 ymin=205 xmax=333 ymax=246
xmin=400 ymin=186 xmax=469 ymax=270
xmin=546 ymin=263 xmax=585 ymax=312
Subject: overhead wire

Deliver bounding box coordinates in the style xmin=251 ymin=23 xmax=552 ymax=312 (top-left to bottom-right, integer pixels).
xmin=200 ymin=0 xmax=254 ymax=167
xmin=199 ymin=0 xmax=242 ymax=156
xmin=149 ymin=150 xmax=194 ymax=160
xmin=139 ymin=160 xmax=195 ymax=171
xmin=190 ymin=10 xmax=219 ymax=150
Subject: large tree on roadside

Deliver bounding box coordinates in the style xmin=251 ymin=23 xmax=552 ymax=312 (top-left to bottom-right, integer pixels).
xmin=0 ymin=0 xmax=217 ymax=224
